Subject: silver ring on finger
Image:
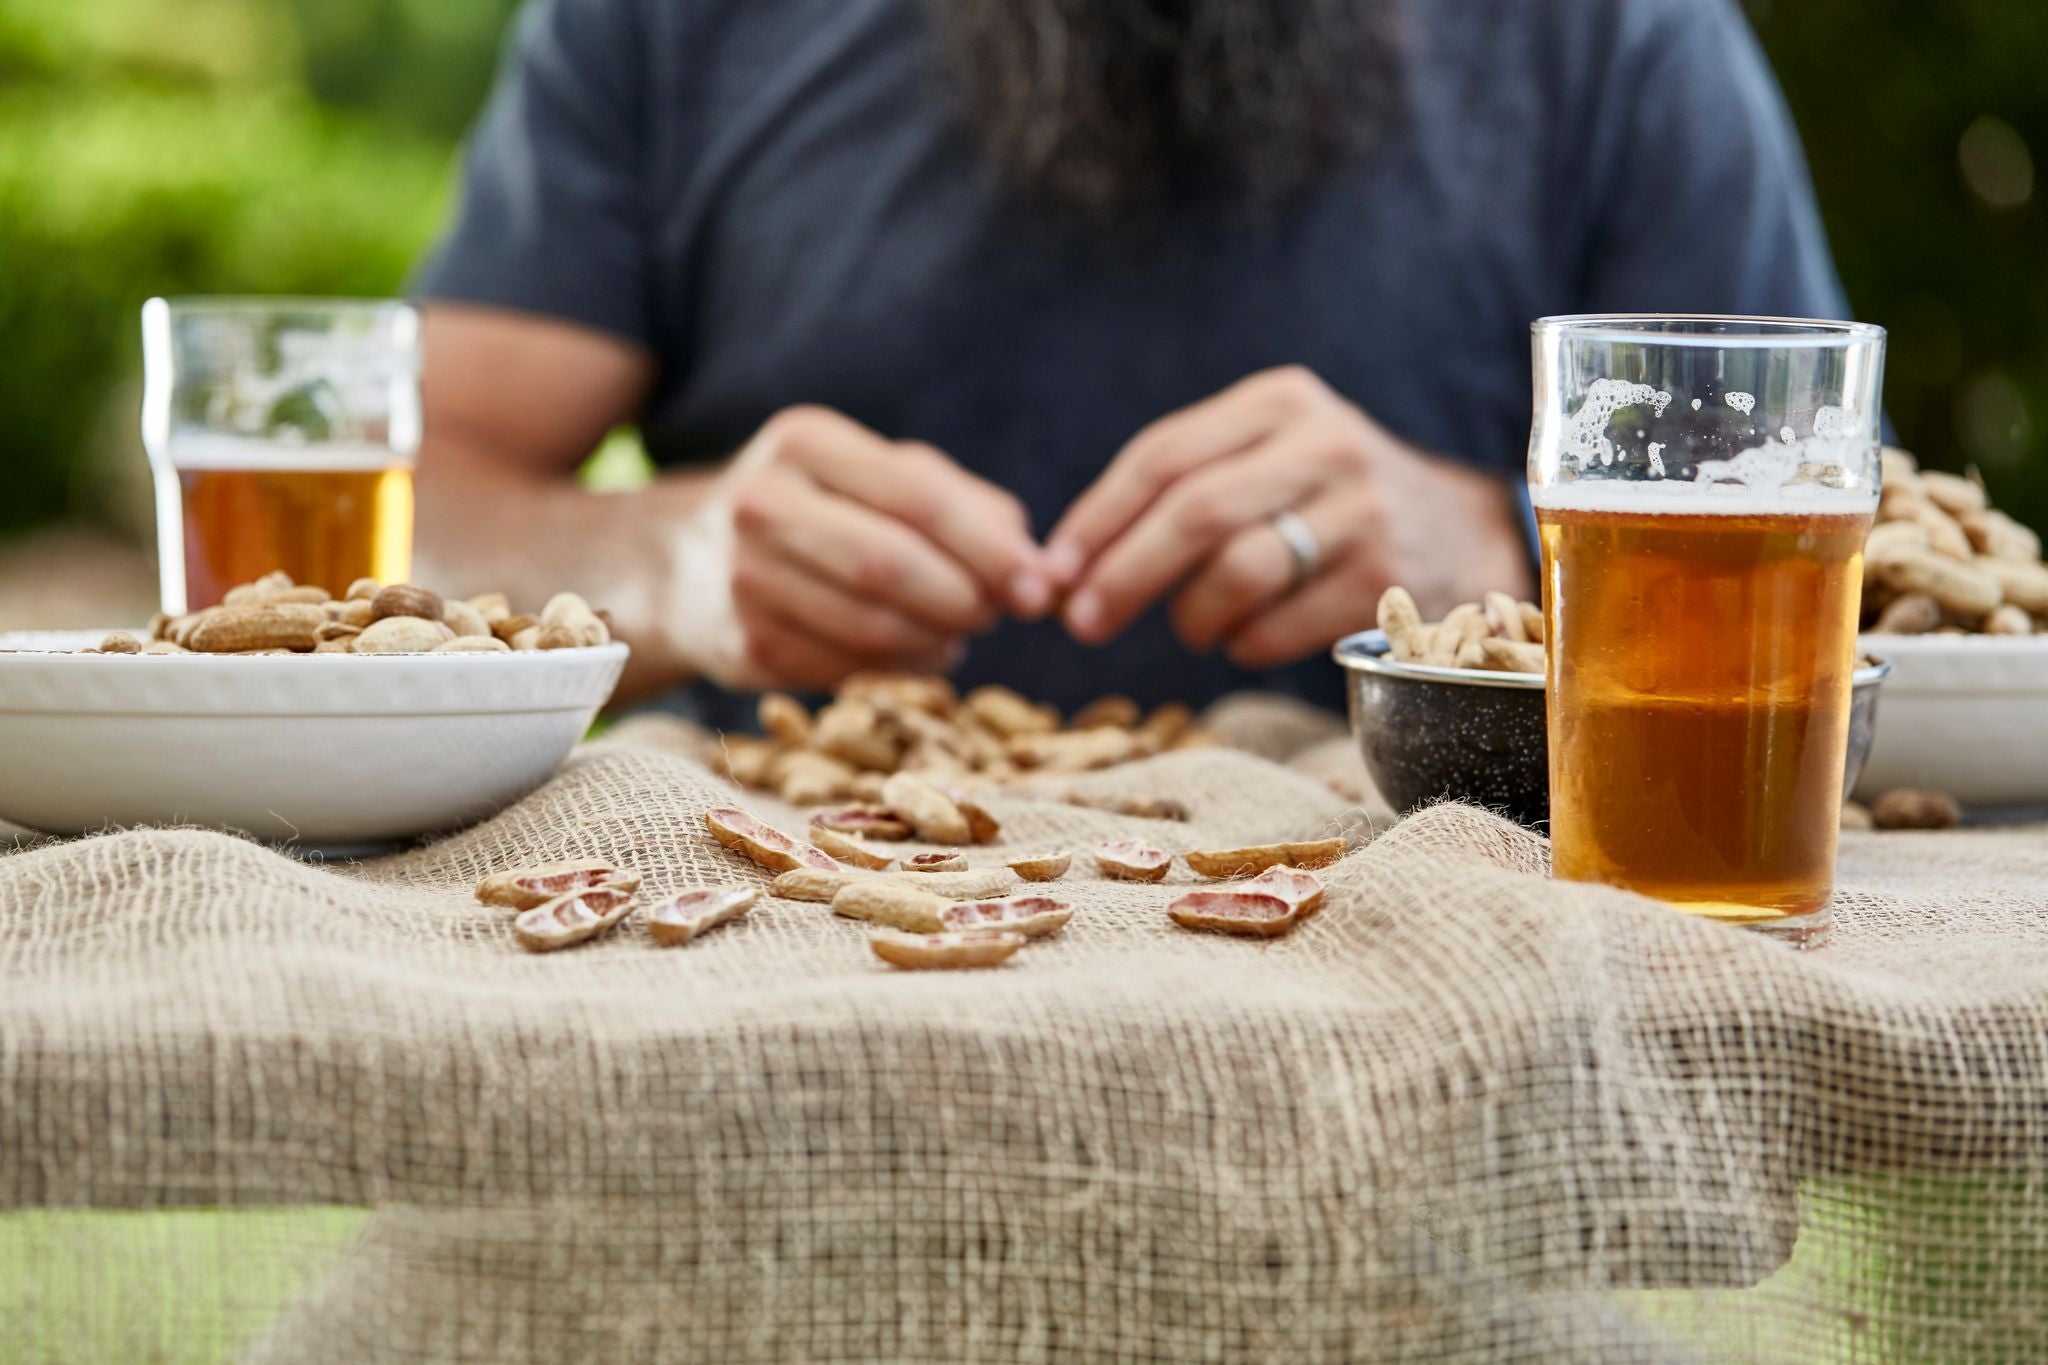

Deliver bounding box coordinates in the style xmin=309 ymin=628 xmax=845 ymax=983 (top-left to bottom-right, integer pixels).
xmin=1270 ymin=509 xmax=1321 ymax=589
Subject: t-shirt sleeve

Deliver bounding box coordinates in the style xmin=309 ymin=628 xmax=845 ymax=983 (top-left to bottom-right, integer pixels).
xmin=1567 ymin=0 xmax=1849 ymax=320
xmin=410 ymin=0 xmax=652 ymax=346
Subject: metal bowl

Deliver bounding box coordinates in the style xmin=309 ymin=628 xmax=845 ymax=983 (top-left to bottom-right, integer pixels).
xmin=1332 ymin=630 xmax=1892 ymax=830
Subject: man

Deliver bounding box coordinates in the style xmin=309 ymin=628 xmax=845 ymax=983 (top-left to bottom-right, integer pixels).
xmin=413 ymin=0 xmax=1848 ymax=715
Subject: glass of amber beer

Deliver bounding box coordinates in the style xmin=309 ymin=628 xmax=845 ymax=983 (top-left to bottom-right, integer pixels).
xmin=141 ymin=298 xmax=420 ymax=613
xmin=1529 ymin=316 xmax=1886 ymax=946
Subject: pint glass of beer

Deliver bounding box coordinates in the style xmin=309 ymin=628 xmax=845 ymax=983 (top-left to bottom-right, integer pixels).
xmin=1528 ymin=316 xmax=1886 ymax=945
xmin=141 ymin=298 xmax=421 ymax=613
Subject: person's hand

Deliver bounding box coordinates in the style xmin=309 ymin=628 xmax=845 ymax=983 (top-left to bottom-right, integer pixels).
xmin=1043 ymin=366 xmax=1533 ymax=669
xmin=682 ymin=406 xmax=1053 ymax=690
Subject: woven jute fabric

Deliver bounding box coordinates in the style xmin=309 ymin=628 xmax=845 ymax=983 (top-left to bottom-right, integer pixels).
xmin=3 ymin=700 xmax=2046 ymax=1363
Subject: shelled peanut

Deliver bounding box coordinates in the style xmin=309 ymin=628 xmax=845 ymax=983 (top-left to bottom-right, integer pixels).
xmin=1376 ymin=587 xmax=1545 ymax=673
xmin=717 ymin=674 xmax=1214 ymax=806
xmin=1862 ymin=448 xmax=2047 ymax=635
xmin=81 ymin=570 xmax=614 ymax=656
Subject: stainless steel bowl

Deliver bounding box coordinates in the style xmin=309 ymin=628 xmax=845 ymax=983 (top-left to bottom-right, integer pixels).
xmin=1332 ymin=630 xmax=1892 ymax=829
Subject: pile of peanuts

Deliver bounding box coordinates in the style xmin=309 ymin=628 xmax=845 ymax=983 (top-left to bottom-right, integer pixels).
xmin=718 ymin=675 xmax=1214 ymax=806
xmin=83 ymin=570 xmax=612 ymax=656
xmin=1863 ymin=448 xmax=2048 ymax=635
xmin=1374 ymin=587 xmax=1545 ymax=673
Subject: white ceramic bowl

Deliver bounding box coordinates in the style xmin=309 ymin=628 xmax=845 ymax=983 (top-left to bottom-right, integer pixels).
xmin=0 ymin=631 xmax=628 ymax=843
xmin=1852 ymin=634 xmax=2048 ymax=809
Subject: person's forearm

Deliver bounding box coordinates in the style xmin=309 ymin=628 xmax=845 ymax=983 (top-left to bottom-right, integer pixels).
xmin=413 ymin=435 xmax=717 ymax=699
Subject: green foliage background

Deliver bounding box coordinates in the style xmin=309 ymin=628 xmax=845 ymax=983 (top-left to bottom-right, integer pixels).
xmin=0 ymin=0 xmax=2041 ymax=539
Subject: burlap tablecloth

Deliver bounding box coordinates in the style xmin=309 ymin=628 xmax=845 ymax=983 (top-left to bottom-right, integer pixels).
xmin=2 ymin=699 xmax=2046 ymax=1363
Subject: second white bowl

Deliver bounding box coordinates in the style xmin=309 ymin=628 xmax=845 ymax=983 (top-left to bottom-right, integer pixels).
xmin=0 ymin=631 xmax=628 ymax=844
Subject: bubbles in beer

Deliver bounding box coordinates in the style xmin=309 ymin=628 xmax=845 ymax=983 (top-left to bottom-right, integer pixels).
xmin=1725 ymin=391 xmax=1756 ymax=416
xmin=1566 ymin=379 xmax=1672 ymax=470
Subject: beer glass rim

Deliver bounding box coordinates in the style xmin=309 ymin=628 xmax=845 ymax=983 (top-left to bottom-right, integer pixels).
xmin=144 ymin=295 xmax=416 ymax=320
xmin=1533 ymin=313 xmax=1886 ymax=348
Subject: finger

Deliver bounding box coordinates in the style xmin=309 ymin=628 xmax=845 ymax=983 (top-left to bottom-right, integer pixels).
xmin=736 ymin=611 xmax=875 ymax=692
xmin=733 ymin=472 xmax=995 ymax=634
xmin=1061 ymin=429 xmax=1335 ymax=645
xmin=1222 ymin=549 xmax=1393 ymax=672
xmin=803 ymin=441 xmax=1054 ymax=619
xmin=1044 ymin=366 xmax=1324 ymax=586
xmin=731 ymin=543 xmax=957 ymax=662
xmin=1171 ymin=490 xmax=1365 ymax=650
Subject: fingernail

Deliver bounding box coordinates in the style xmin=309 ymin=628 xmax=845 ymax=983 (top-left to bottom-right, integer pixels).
xmin=1065 ymin=589 xmax=1102 ymax=640
xmin=1010 ymin=569 xmax=1051 ymax=618
xmin=1045 ymin=542 xmax=1083 ymax=586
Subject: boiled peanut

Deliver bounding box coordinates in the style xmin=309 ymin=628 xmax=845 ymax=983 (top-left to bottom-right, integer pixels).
xmin=1871 ymin=547 xmax=2002 ymax=619
xmin=509 ymin=626 xmax=541 ymax=650
xmin=1243 ymin=866 xmax=1326 ymax=916
xmin=1483 ymin=591 xmax=1526 ymax=643
xmin=345 ymin=577 xmax=382 ymax=602
xmin=1007 ymin=727 xmax=1135 ymax=773
xmin=967 ymin=684 xmax=1060 ymax=738
xmin=1959 ymin=508 xmax=2041 ymax=564
xmin=769 ymin=866 xmax=1014 ymax=904
xmin=939 ymin=895 xmax=1071 ymax=938
xmin=354 ymin=615 xmax=454 ymax=654
xmin=513 ymin=884 xmax=638 ymax=953
xmin=1979 ymin=558 xmax=2048 ymax=615
xmin=185 ymin=603 xmax=326 ymax=653
xmin=775 ymin=750 xmax=858 ymax=807
xmin=831 ymin=880 xmax=951 ymax=933
xmin=97 ymin=631 xmax=141 ymax=654
xmin=1167 ymin=889 xmax=1299 ymax=937
xmin=813 ymin=698 xmax=905 ymax=771
xmin=1136 ymin=702 xmax=1194 ymax=750
xmin=808 ymin=826 xmax=895 ymax=870
xmin=882 ymin=772 xmax=973 ymax=844
xmin=647 ymin=885 xmax=757 ymax=946
xmin=902 ymin=850 xmax=968 ymax=874
xmin=759 ymin=692 xmax=813 ymax=745
xmin=492 ymin=613 xmax=538 ymax=643
xmin=442 ymin=599 xmax=492 ymax=638
xmin=466 ymin=591 xmax=511 ymax=622
xmin=1096 ymin=838 xmax=1170 ymax=882
xmin=706 ymin=806 xmax=843 ymax=873
xmin=869 ymin=929 xmax=1025 ymax=970
xmin=537 ymin=591 xmax=610 ymax=647
xmin=371 ymin=582 xmax=444 ymax=622
xmin=837 ymin=671 xmax=957 ymax=716
xmin=1918 ymin=470 xmax=1987 ymax=516
xmin=314 ymin=621 xmax=363 ymax=644
xmin=1069 ymin=695 xmax=1140 ymax=731
xmin=433 ymin=636 xmax=512 ymax=653
xmin=338 ymin=598 xmax=377 ymax=629
xmin=141 ymin=641 xmax=190 ymax=654
xmin=477 ymin=860 xmax=640 ymax=910
xmin=1518 ymin=601 xmax=1545 ymax=644
xmin=1983 ymin=603 xmax=2034 ymax=635
xmin=1871 ymin=593 xmax=1941 ymax=635
xmin=1477 ymin=638 xmax=1545 ymax=674
xmin=1006 ymin=851 xmax=1071 ymax=881
xmin=1183 ymin=838 xmax=1344 ymax=879
xmin=812 ymin=805 xmax=915 ymax=840
xmin=1377 ymin=586 xmax=1425 ymax=661
xmin=1427 ymin=603 xmax=1488 ymax=667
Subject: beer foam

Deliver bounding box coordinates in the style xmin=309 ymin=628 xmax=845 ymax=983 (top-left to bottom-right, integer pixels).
xmin=1532 ymin=480 xmax=1875 ymax=516
xmin=158 ymin=433 xmax=407 ymax=472
xmin=1566 ymin=379 xmax=1672 ymax=469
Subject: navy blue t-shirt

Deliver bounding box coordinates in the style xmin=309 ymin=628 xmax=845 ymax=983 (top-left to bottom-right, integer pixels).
xmin=415 ymin=0 xmax=1850 ymax=718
